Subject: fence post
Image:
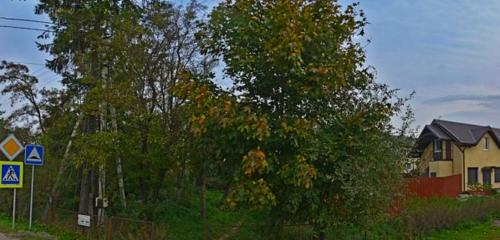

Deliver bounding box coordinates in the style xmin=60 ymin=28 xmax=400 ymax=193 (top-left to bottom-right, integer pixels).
xmin=149 ymin=222 xmax=154 ymax=240
xmin=203 ymin=223 xmax=208 ymax=240
xmin=106 ymin=217 xmax=113 ymax=240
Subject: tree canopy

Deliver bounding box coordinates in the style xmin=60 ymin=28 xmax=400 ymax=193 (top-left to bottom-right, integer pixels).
xmin=0 ymin=0 xmax=414 ymax=238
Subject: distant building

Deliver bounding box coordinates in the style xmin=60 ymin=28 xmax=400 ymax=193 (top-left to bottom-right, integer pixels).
xmin=414 ymin=119 xmax=500 ymax=192
xmin=403 ymin=158 xmax=419 ymax=175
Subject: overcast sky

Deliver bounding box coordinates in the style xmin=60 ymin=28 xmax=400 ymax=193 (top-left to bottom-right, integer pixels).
xmin=2 ymin=0 xmax=500 ymax=129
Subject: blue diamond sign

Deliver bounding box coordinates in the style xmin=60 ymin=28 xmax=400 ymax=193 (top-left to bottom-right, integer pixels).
xmin=0 ymin=161 xmax=22 ymax=188
xmin=24 ymin=144 xmax=44 ymax=166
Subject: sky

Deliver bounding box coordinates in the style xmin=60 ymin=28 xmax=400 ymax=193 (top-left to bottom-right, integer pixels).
xmin=2 ymin=0 xmax=500 ymax=129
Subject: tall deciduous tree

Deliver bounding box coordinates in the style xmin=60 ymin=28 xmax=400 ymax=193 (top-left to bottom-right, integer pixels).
xmin=190 ymin=0 xmax=410 ymax=236
xmin=0 ymin=61 xmax=46 ymax=133
xmin=35 ymin=0 xmax=213 ymax=221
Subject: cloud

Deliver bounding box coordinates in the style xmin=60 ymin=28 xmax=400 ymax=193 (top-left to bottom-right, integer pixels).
xmin=444 ymin=109 xmax=500 ymax=127
xmin=422 ymin=94 xmax=500 ymax=105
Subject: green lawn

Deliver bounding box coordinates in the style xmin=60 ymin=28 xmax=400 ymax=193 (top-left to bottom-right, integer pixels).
xmin=426 ymin=220 xmax=500 ymax=240
xmin=0 ymin=212 xmax=81 ymax=240
xmin=0 ymin=192 xmax=500 ymax=239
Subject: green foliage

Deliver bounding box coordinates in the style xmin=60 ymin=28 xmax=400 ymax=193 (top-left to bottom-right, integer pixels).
xmin=425 ymin=219 xmax=500 ymax=240
xmin=0 ymin=212 xmax=82 ymax=240
xmin=190 ymin=0 xmax=412 ymax=233
xmin=0 ymin=0 xmax=419 ymax=238
xmin=468 ymin=183 xmax=493 ymax=193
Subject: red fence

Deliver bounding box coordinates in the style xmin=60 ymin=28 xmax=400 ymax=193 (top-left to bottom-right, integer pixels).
xmin=405 ymin=174 xmax=462 ymax=198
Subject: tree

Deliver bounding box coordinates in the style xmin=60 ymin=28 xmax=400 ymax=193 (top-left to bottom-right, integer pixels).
xmin=0 ymin=61 xmax=46 ymax=133
xmin=35 ymin=0 xmax=213 ymax=221
xmin=192 ymin=0 xmax=410 ymax=236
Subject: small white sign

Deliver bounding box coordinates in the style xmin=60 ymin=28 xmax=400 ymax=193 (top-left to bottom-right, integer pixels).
xmin=77 ymin=214 xmax=91 ymax=227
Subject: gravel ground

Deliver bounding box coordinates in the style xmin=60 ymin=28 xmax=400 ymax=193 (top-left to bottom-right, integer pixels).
xmin=0 ymin=232 xmax=16 ymax=240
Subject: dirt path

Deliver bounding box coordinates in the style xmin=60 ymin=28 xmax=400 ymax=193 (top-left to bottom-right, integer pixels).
xmin=217 ymin=220 xmax=243 ymax=240
xmin=0 ymin=232 xmax=17 ymax=240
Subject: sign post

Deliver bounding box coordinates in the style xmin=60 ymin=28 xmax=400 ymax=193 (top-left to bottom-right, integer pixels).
xmin=12 ymin=188 xmax=15 ymax=229
xmin=29 ymin=166 xmax=34 ymax=229
xmin=24 ymin=144 xmax=44 ymax=230
xmin=0 ymin=134 xmax=24 ymax=230
xmin=0 ymin=161 xmax=24 ymax=228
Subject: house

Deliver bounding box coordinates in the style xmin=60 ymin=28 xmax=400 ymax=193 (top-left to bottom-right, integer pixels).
xmin=414 ymin=119 xmax=500 ymax=192
xmin=403 ymin=157 xmax=419 ymax=175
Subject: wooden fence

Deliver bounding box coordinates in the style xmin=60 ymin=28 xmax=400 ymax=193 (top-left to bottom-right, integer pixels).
xmin=405 ymin=174 xmax=462 ymax=198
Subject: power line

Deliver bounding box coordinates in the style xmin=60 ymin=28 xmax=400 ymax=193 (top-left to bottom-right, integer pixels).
xmin=39 ymin=75 xmax=61 ymax=88
xmin=30 ymin=66 xmax=48 ymax=76
xmin=0 ymin=16 xmax=53 ymax=25
xmin=34 ymin=69 xmax=53 ymax=78
xmin=0 ymin=59 xmax=46 ymax=66
xmin=7 ymin=61 xmax=45 ymax=66
xmin=0 ymin=25 xmax=53 ymax=32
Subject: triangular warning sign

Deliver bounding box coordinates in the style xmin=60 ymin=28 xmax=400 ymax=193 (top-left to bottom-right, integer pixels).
xmin=2 ymin=166 xmax=18 ymax=182
xmin=27 ymin=147 xmax=41 ymax=162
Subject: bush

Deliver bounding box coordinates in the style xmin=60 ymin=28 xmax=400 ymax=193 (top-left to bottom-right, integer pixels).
xmin=400 ymin=196 xmax=500 ymax=238
xmin=326 ymin=196 xmax=500 ymax=239
xmin=468 ymin=183 xmax=492 ymax=195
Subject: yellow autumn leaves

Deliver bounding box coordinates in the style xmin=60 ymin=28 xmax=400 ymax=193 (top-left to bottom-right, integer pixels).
xmin=242 ymin=148 xmax=268 ymax=177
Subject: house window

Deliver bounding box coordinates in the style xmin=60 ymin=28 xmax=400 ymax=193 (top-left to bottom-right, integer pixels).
xmin=434 ymin=140 xmax=442 ymax=153
xmin=430 ymin=172 xmax=437 ymax=178
xmin=405 ymin=163 xmax=412 ymax=171
xmin=484 ymin=137 xmax=490 ymax=150
xmin=433 ymin=140 xmax=442 ymax=160
xmin=495 ymin=168 xmax=500 ymax=183
xmin=468 ymin=168 xmax=478 ymax=184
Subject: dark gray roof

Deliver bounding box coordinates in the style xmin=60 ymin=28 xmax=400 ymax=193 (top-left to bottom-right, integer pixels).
xmin=426 ymin=124 xmax=450 ymax=140
xmin=414 ymin=119 xmax=500 ymax=154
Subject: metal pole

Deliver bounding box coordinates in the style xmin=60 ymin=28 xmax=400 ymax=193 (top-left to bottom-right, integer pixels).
xmin=29 ymin=165 xmax=34 ymax=229
xmin=12 ymin=188 xmax=16 ymax=229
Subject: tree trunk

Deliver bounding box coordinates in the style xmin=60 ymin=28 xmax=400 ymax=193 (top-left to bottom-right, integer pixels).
xmin=110 ymin=105 xmax=127 ymax=208
xmin=89 ymin=169 xmax=95 ymax=219
xmin=139 ymin=125 xmax=150 ymax=204
xmin=78 ymin=164 xmax=89 ymax=233
xmin=98 ymin=86 xmax=107 ymax=225
xmin=199 ymin=171 xmax=206 ymax=221
xmin=267 ymin=209 xmax=285 ymax=239
xmin=175 ymin=162 xmax=186 ymax=201
xmin=152 ymin=168 xmax=168 ymax=202
xmin=217 ymin=183 xmax=231 ymax=207
xmin=44 ymin=113 xmax=83 ymax=219
xmin=313 ymin=224 xmax=327 ymax=240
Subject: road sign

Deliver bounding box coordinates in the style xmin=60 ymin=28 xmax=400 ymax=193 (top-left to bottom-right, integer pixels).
xmin=24 ymin=144 xmax=44 ymax=166
xmin=0 ymin=161 xmax=23 ymax=188
xmin=0 ymin=135 xmax=23 ymax=161
xmin=24 ymin=144 xmax=44 ymax=229
xmin=77 ymin=214 xmax=91 ymax=227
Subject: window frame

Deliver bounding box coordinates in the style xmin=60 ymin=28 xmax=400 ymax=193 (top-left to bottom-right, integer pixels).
xmin=433 ymin=140 xmax=442 ymax=153
xmin=495 ymin=168 xmax=500 ymax=183
xmin=405 ymin=163 xmax=412 ymax=171
xmin=484 ymin=137 xmax=490 ymax=151
xmin=468 ymin=167 xmax=479 ymax=185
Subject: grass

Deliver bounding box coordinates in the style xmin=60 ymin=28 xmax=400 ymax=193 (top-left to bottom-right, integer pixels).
xmin=0 ymin=191 xmax=499 ymax=239
xmin=426 ymin=219 xmax=500 ymax=240
xmin=0 ymin=211 xmax=82 ymax=240
xmin=318 ymin=195 xmax=500 ymax=240
xmin=0 ymin=190 xmax=268 ymax=240
xmin=152 ymin=190 xmax=269 ymax=240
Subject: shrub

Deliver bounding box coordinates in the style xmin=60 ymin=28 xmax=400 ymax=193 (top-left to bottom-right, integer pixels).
xmin=327 ymin=196 xmax=500 ymax=239
xmin=468 ymin=183 xmax=492 ymax=195
xmin=400 ymin=196 xmax=500 ymax=237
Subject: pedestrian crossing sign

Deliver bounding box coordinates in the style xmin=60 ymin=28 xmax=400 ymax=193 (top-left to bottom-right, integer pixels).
xmin=0 ymin=161 xmax=22 ymax=188
xmin=24 ymin=144 xmax=44 ymax=166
